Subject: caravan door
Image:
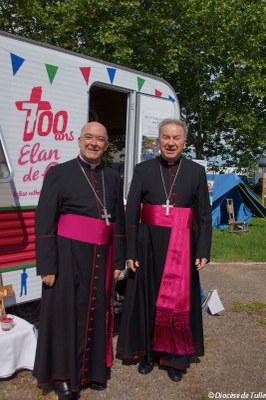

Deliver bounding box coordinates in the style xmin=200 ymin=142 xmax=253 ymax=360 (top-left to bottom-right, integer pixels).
xmin=136 ymin=93 xmax=179 ymax=163
xmin=124 ymin=93 xmax=179 ymax=196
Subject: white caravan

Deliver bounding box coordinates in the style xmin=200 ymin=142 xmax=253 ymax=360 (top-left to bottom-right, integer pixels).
xmin=0 ymin=30 xmax=179 ymax=319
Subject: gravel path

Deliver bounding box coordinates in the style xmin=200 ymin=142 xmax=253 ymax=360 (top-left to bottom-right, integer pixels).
xmin=0 ymin=262 xmax=265 ymax=400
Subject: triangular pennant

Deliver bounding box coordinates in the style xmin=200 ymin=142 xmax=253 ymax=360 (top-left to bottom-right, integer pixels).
xmin=168 ymin=95 xmax=176 ymax=103
xmin=45 ymin=64 xmax=59 ymax=84
xmin=10 ymin=53 xmax=25 ymax=76
xmin=107 ymin=67 xmax=116 ymax=84
xmin=137 ymin=77 xmax=145 ymax=91
xmin=80 ymin=67 xmax=91 ymax=85
xmin=155 ymin=89 xmax=162 ymax=97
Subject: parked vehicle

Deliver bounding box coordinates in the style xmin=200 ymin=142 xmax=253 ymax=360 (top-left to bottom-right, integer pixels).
xmin=0 ymin=30 xmax=179 ymax=322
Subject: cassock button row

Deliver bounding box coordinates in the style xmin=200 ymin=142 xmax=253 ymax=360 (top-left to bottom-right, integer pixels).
xmin=94 ymin=276 xmax=99 ymax=279
xmin=96 ymin=265 xmax=101 ymax=269
xmin=97 ymin=254 xmax=101 ymax=258
xmin=93 ymin=286 xmax=98 ymax=290
xmin=89 ymin=328 xmax=93 ymax=332
xmin=90 ymin=317 xmax=94 ymax=321
xmin=92 ymin=297 xmax=96 ymax=301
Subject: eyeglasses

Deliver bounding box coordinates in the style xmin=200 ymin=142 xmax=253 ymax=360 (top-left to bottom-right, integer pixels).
xmin=81 ymin=135 xmax=108 ymax=144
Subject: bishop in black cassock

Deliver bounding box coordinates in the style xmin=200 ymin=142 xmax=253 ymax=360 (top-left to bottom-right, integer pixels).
xmin=33 ymin=122 xmax=125 ymax=398
xmin=116 ymin=119 xmax=212 ymax=382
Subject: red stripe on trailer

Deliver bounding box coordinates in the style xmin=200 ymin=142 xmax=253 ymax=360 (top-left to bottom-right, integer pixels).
xmin=0 ymin=209 xmax=36 ymax=269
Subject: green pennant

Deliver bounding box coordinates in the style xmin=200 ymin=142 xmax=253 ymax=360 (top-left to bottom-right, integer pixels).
xmin=137 ymin=77 xmax=145 ymax=92
xmin=45 ymin=64 xmax=59 ymax=84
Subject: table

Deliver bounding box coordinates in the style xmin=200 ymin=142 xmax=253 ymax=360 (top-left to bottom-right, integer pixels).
xmin=0 ymin=315 xmax=37 ymax=378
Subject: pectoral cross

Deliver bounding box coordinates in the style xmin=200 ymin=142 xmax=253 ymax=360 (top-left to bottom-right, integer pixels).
xmin=162 ymin=199 xmax=173 ymax=216
xmin=0 ymin=284 xmax=13 ymax=318
xmin=102 ymin=208 xmax=111 ymax=226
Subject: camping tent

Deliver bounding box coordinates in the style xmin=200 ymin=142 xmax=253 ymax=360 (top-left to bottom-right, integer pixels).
xmin=207 ymin=173 xmax=266 ymax=228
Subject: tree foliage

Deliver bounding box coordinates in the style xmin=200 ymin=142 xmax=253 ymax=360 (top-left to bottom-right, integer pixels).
xmin=0 ymin=0 xmax=265 ymax=168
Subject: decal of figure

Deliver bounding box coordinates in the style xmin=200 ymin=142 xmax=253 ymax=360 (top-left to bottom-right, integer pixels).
xmin=20 ymin=268 xmax=28 ymax=297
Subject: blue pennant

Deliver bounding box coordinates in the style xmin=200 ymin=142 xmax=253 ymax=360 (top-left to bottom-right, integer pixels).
xmin=10 ymin=53 xmax=25 ymax=76
xmin=168 ymin=95 xmax=176 ymax=103
xmin=107 ymin=68 xmax=116 ymax=84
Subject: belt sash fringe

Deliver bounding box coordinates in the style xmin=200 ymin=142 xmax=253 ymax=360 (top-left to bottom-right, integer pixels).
xmin=57 ymin=213 xmax=115 ymax=367
xmin=141 ymin=204 xmax=195 ymax=356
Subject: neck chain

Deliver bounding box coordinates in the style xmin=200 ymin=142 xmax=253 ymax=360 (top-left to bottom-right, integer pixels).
xmin=77 ymin=159 xmax=111 ymax=225
xmin=159 ymin=157 xmax=182 ymax=216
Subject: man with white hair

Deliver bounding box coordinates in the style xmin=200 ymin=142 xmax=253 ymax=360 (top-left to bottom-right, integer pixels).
xmin=117 ymin=118 xmax=212 ymax=382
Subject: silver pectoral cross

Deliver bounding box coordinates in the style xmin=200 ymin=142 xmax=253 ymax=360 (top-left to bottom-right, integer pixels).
xmin=102 ymin=208 xmax=111 ymax=226
xmin=162 ymin=199 xmax=173 ymax=216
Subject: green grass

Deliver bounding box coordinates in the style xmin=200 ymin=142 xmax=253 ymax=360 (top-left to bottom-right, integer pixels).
xmin=231 ymin=300 xmax=266 ymax=326
xmin=211 ymin=218 xmax=266 ymax=262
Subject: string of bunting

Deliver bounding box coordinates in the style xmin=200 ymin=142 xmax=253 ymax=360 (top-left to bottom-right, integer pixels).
xmin=0 ymin=45 xmax=175 ymax=102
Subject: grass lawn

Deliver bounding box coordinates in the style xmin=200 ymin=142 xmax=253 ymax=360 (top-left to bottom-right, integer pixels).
xmin=211 ymin=217 xmax=266 ymax=262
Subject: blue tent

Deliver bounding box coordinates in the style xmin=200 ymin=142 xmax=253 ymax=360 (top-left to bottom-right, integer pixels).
xmin=207 ymin=173 xmax=266 ymax=228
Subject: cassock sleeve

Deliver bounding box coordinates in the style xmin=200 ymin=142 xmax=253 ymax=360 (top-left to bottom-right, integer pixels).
xmin=113 ymin=175 xmax=126 ymax=270
xmin=125 ymin=166 xmax=142 ymax=260
xmin=194 ymin=168 xmax=212 ymax=261
xmin=35 ymin=166 xmax=62 ymax=276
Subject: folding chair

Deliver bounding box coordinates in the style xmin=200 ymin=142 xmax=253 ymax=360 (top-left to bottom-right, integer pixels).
xmin=226 ymin=198 xmax=248 ymax=233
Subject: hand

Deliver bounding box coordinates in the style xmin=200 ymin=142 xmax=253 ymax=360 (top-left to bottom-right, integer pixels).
xmin=126 ymin=259 xmax=139 ymax=272
xmin=195 ymin=258 xmax=208 ymax=271
xmin=114 ymin=269 xmax=122 ymax=280
xmin=42 ymin=274 xmax=56 ymax=287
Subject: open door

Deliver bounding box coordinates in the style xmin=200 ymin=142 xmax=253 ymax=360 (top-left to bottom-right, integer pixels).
xmin=135 ymin=94 xmax=179 ymax=164
xmin=89 ymin=85 xmax=128 ymax=182
xmin=0 ymin=127 xmax=14 ymax=183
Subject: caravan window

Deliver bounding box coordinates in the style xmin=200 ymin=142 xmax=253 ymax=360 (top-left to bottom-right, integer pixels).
xmin=0 ymin=132 xmax=13 ymax=182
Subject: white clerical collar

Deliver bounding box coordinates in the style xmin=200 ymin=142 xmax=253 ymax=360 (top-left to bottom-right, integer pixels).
xmin=78 ymin=155 xmax=100 ymax=169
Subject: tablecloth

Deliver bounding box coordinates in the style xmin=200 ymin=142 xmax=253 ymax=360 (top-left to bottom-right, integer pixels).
xmin=0 ymin=315 xmax=37 ymax=378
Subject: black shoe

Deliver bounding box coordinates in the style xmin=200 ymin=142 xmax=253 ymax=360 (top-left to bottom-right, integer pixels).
xmin=167 ymin=367 xmax=182 ymax=382
xmin=53 ymin=381 xmax=77 ymax=399
xmin=138 ymin=360 xmax=154 ymax=375
xmin=88 ymin=381 xmax=107 ymax=391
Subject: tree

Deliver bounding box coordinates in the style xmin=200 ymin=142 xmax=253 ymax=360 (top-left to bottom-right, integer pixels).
xmin=1 ymin=0 xmax=265 ymax=167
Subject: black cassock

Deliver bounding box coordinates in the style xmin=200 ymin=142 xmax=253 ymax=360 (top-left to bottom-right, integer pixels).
xmin=116 ymin=156 xmax=212 ymax=370
xmin=33 ymin=156 xmax=125 ymax=391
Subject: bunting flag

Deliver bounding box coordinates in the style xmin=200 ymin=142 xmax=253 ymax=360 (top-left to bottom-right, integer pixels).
xmin=45 ymin=64 xmax=59 ymax=84
xmin=107 ymin=67 xmax=116 ymax=84
xmin=10 ymin=53 xmax=25 ymax=76
xmin=80 ymin=67 xmax=91 ymax=85
xmin=137 ymin=77 xmax=145 ymax=92
xmin=6 ymin=48 xmax=174 ymax=100
xmin=155 ymin=89 xmax=162 ymax=97
xmin=168 ymin=95 xmax=176 ymax=103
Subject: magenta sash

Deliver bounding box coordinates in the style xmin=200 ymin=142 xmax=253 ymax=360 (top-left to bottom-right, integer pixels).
xmin=141 ymin=204 xmax=195 ymax=355
xmin=57 ymin=213 xmax=114 ymax=367
xmin=58 ymin=213 xmax=112 ymax=244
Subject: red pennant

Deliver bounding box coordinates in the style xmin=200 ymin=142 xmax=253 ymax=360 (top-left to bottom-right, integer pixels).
xmin=80 ymin=67 xmax=91 ymax=85
xmin=155 ymin=89 xmax=163 ymax=97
